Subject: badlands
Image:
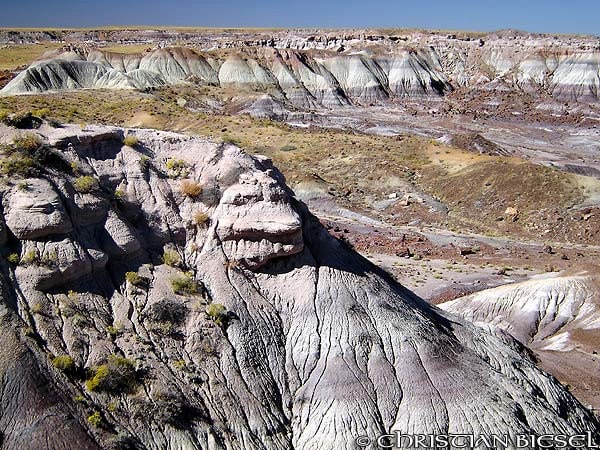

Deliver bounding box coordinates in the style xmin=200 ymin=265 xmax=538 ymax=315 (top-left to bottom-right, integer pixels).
xmin=1 ymin=27 xmax=600 ymax=449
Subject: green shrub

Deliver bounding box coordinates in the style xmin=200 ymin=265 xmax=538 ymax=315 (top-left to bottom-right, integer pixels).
xmin=20 ymin=249 xmax=38 ymax=265
xmin=123 ymin=135 xmax=139 ymax=147
xmin=73 ymin=176 xmax=98 ymax=193
xmin=31 ymin=302 xmax=44 ymax=314
xmin=33 ymin=108 xmax=51 ymax=119
xmin=206 ymin=303 xmax=228 ymax=326
xmin=40 ymin=250 xmax=58 ymax=268
xmin=70 ymin=161 xmax=80 ymax=174
xmin=106 ymin=325 xmax=120 ymax=337
xmin=280 ymin=144 xmax=297 ymax=152
xmin=7 ymin=253 xmax=19 ymax=265
xmin=161 ymin=249 xmax=181 ymax=267
xmin=52 ymin=355 xmax=75 ymax=373
xmin=0 ymin=133 xmax=51 ymax=178
xmin=85 ymin=355 xmax=137 ymax=393
xmin=145 ymin=298 xmax=187 ymax=324
xmin=165 ymin=158 xmax=188 ymax=178
xmin=0 ymin=155 xmax=36 ymax=177
xmin=114 ymin=188 xmax=125 ymax=200
xmin=173 ymin=359 xmax=186 ymax=370
xmin=125 ymin=271 xmax=148 ymax=288
xmin=170 ymin=273 xmax=198 ymax=295
xmin=87 ymin=411 xmax=102 ymax=427
xmin=12 ymin=133 xmax=42 ymax=152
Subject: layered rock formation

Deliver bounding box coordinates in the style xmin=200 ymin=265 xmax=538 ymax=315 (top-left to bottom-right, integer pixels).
xmin=0 ymin=47 xmax=453 ymax=106
xmin=0 ymin=124 xmax=598 ymax=449
xmin=439 ymin=268 xmax=600 ymax=353
xmin=439 ymin=267 xmax=600 ymax=410
xmin=3 ymin=29 xmax=600 ymax=104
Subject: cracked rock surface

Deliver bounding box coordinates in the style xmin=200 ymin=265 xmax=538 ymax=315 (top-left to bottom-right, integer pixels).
xmin=0 ymin=124 xmax=598 ymax=449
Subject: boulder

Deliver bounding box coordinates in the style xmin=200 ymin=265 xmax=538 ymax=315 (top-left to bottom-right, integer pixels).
xmin=3 ymin=178 xmax=72 ymax=240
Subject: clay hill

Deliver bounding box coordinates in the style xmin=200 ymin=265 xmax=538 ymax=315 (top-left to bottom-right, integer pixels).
xmin=0 ymin=122 xmax=598 ymax=449
xmin=3 ymin=30 xmax=600 ymax=107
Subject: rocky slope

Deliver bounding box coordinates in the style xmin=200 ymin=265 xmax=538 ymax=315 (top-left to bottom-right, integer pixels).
xmin=0 ymin=123 xmax=598 ymax=449
xmin=439 ymin=267 xmax=600 ymax=410
xmin=439 ymin=268 xmax=600 ymax=353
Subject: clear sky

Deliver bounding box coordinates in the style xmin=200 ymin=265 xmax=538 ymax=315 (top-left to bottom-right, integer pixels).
xmin=1 ymin=0 xmax=598 ymax=36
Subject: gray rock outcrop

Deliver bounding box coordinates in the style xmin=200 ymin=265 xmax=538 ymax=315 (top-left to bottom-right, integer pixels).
xmin=0 ymin=124 xmax=597 ymax=449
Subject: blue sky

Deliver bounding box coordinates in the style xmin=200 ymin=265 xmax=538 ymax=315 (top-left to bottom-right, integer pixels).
xmin=1 ymin=0 xmax=598 ymax=35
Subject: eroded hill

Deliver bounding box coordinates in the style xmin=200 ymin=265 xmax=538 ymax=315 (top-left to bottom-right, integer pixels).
xmin=0 ymin=123 xmax=598 ymax=449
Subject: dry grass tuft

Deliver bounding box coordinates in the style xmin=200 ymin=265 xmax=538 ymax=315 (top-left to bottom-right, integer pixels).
xmin=180 ymin=179 xmax=202 ymax=198
xmin=192 ymin=210 xmax=209 ymax=226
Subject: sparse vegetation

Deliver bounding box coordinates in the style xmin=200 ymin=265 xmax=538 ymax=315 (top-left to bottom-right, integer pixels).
xmin=170 ymin=272 xmax=198 ymax=295
xmin=114 ymin=188 xmax=125 ymax=200
xmin=123 ymin=135 xmax=139 ymax=147
xmin=39 ymin=250 xmax=58 ymax=268
xmin=0 ymin=43 xmax=63 ymax=71
xmin=12 ymin=133 xmax=42 ymax=152
xmin=145 ymin=298 xmax=187 ymax=324
xmin=139 ymin=155 xmax=151 ymax=172
xmin=0 ymin=132 xmax=52 ymax=177
xmin=16 ymin=180 xmax=30 ymax=191
xmin=30 ymin=302 xmax=44 ymax=314
xmin=221 ymin=134 xmax=241 ymax=146
xmin=173 ymin=359 xmax=186 ymax=370
xmin=23 ymin=327 xmax=36 ymax=338
xmin=206 ymin=303 xmax=228 ymax=326
xmin=180 ymin=179 xmax=202 ymax=198
xmin=7 ymin=253 xmax=19 ymax=265
xmin=87 ymin=411 xmax=103 ymax=427
xmin=106 ymin=325 xmax=120 ymax=337
xmin=46 ymin=117 xmax=63 ymax=128
xmin=85 ymin=355 xmax=137 ymax=393
xmin=161 ymin=249 xmax=181 ymax=267
xmin=1 ymin=111 xmax=42 ymax=129
xmin=125 ymin=271 xmax=149 ymax=288
xmin=165 ymin=158 xmax=188 ymax=178
xmin=33 ymin=108 xmax=51 ymax=119
xmin=73 ymin=175 xmax=98 ymax=193
xmin=20 ymin=249 xmax=38 ymax=265
xmin=70 ymin=161 xmax=80 ymax=174
xmin=192 ymin=210 xmax=209 ymax=226
xmin=0 ymin=84 xmax=591 ymax=245
xmin=52 ymin=355 xmax=75 ymax=373
xmin=150 ymin=389 xmax=201 ymax=428
xmin=0 ymin=155 xmax=35 ymax=177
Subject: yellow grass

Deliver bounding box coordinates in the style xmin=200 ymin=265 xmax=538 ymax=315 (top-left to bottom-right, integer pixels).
xmin=0 ymin=43 xmax=62 ymax=70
